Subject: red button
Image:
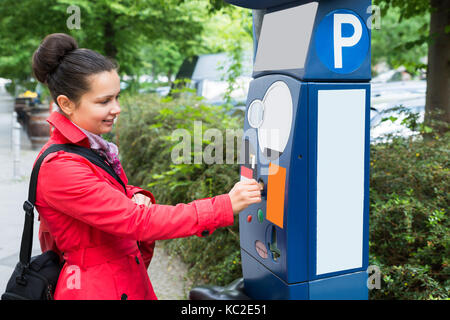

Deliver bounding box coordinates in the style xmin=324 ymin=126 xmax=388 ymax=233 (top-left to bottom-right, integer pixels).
xmin=247 ymin=215 xmax=252 ymax=223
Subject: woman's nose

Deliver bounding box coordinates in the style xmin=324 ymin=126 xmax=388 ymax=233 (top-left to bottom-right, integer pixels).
xmin=111 ymin=101 xmax=121 ymax=115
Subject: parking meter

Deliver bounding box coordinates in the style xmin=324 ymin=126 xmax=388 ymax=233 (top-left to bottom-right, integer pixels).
xmin=229 ymin=0 xmax=371 ymax=299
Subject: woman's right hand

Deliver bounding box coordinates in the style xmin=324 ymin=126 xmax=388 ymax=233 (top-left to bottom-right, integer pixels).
xmin=132 ymin=193 xmax=152 ymax=207
xmin=228 ymin=179 xmax=263 ymax=215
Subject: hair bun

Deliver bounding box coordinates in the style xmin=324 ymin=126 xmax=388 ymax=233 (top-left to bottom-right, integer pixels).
xmin=32 ymin=33 xmax=78 ymax=83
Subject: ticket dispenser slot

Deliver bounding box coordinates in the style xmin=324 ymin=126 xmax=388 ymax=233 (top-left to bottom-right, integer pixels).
xmin=269 ymin=226 xmax=281 ymax=262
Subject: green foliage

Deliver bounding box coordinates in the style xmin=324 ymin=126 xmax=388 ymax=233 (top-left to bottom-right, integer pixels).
xmin=379 ymin=105 xmax=434 ymax=135
xmin=371 ymin=6 xmax=429 ymax=74
xmin=0 ymin=0 xmax=217 ymax=86
xmin=369 ymin=132 xmax=449 ymax=299
xmin=0 ymin=0 xmax=253 ymax=99
xmin=372 ymin=264 xmax=448 ymax=300
xmin=201 ymin=6 xmax=253 ymax=103
xmin=375 ymin=0 xmax=430 ymax=21
xmin=141 ymin=39 xmax=184 ymax=85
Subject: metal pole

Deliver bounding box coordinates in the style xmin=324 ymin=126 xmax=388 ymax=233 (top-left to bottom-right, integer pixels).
xmin=12 ymin=111 xmax=21 ymax=179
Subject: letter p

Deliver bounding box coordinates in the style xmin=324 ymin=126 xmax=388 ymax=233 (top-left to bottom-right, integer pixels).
xmin=333 ymin=13 xmax=362 ymax=69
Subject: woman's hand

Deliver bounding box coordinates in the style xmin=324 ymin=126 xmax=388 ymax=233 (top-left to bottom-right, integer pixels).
xmin=132 ymin=193 xmax=153 ymax=207
xmin=228 ymin=179 xmax=263 ymax=215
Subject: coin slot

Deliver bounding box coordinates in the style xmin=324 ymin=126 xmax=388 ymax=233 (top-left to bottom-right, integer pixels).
xmin=269 ymin=226 xmax=281 ymax=262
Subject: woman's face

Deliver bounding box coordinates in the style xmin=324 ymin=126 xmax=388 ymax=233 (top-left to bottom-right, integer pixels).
xmin=69 ymin=70 xmax=121 ymax=135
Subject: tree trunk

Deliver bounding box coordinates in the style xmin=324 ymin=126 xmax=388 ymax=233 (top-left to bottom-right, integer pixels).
xmin=167 ymin=71 xmax=173 ymax=86
xmin=104 ymin=19 xmax=118 ymax=59
xmin=424 ymin=0 xmax=450 ymax=134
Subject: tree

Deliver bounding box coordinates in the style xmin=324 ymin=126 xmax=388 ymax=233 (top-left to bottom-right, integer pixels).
xmin=371 ymin=8 xmax=429 ymax=74
xmin=375 ymin=0 xmax=450 ymax=134
xmin=0 ymin=0 xmax=208 ymax=92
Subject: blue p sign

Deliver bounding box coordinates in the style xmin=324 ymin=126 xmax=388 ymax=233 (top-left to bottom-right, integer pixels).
xmin=315 ymin=9 xmax=369 ymax=74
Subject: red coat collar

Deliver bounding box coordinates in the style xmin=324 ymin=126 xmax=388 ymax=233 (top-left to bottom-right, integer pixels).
xmin=47 ymin=111 xmax=90 ymax=147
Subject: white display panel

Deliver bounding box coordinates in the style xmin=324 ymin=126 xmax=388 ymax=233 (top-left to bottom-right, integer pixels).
xmin=316 ymin=89 xmax=366 ymax=275
xmin=253 ymin=2 xmax=319 ymax=72
xmin=257 ymin=81 xmax=293 ymax=157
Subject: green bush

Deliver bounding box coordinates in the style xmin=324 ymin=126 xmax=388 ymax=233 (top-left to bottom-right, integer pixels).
xmin=118 ymin=92 xmax=449 ymax=298
xmin=369 ymin=133 xmax=449 ymax=299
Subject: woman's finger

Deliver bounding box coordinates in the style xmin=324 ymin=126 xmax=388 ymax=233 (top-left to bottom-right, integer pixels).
xmin=242 ymin=185 xmax=261 ymax=193
xmin=246 ymin=190 xmax=262 ymax=198
xmin=239 ymin=178 xmax=259 ymax=186
xmin=247 ymin=196 xmax=262 ymax=204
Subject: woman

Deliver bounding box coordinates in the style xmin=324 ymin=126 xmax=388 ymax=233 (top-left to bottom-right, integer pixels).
xmin=32 ymin=33 xmax=262 ymax=300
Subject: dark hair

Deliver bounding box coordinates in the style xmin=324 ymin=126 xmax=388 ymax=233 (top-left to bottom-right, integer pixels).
xmin=32 ymin=33 xmax=117 ymax=105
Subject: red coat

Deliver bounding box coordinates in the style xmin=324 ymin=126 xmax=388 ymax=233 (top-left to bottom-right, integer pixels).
xmin=35 ymin=111 xmax=234 ymax=300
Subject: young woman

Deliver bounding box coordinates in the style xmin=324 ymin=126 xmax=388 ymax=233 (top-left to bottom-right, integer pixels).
xmin=32 ymin=33 xmax=262 ymax=300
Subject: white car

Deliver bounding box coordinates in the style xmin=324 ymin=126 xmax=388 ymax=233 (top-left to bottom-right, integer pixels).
xmin=370 ymin=80 xmax=426 ymax=142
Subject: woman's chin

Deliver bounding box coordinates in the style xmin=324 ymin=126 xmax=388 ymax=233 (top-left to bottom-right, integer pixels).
xmin=100 ymin=123 xmax=114 ymax=134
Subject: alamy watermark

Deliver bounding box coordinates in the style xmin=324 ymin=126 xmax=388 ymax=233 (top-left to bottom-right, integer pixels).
xmin=170 ymin=122 xmax=284 ymax=175
xmin=63 ymin=263 xmax=381 ymax=291
xmin=367 ymin=5 xmax=381 ymax=30
xmin=64 ymin=4 xmax=381 ymax=31
xmin=367 ymin=265 xmax=382 ymax=290
xmin=66 ymin=5 xmax=81 ymax=30
xmin=66 ymin=265 xmax=81 ymax=290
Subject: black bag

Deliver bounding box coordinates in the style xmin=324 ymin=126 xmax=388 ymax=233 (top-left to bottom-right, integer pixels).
xmin=1 ymin=144 xmax=126 ymax=300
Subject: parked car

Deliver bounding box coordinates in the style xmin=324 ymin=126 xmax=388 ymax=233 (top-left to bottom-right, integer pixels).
xmin=370 ymin=80 xmax=426 ymax=142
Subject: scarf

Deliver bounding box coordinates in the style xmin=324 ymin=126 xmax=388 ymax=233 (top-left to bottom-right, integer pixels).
xmin=71 ymin=120 xmax=123 ymax=177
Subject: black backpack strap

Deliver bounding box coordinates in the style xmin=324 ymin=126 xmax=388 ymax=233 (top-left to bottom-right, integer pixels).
xmin=20 ymin=144 xmax=127 ymax=266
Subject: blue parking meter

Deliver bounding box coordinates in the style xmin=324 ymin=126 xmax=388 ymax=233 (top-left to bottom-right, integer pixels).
xmin=229 ymin=0 xmax=371 ymax=299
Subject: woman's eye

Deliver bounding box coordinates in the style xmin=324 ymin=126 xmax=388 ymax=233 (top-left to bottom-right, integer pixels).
xmin=101 ymin=99 xmax=110 ymax=104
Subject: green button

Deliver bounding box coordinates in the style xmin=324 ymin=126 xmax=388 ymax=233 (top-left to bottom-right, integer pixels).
xmin=257 ymin=209 xmax=264 ymax=223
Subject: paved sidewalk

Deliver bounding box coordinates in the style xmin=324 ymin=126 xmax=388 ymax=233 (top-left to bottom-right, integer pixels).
xmin=148 ymin=241 xmax=193 ymax=300
xmin=0 ymin=91 xmax=191 ymax=299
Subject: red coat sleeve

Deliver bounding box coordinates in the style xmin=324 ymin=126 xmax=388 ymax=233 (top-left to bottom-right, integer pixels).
xmin=38 ymin=154 xmax=234 ymax=242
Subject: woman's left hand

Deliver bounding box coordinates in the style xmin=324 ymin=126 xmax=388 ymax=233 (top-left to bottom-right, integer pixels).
xmin=132 ymin=193 xmax=153 ymax=207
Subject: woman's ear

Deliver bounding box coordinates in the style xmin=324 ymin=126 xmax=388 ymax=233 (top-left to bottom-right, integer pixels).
xmin=56 ymin=95 xmax=76 ymax=116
